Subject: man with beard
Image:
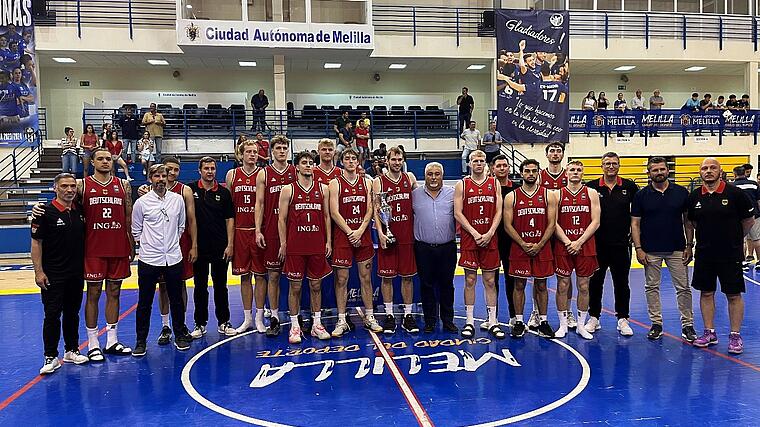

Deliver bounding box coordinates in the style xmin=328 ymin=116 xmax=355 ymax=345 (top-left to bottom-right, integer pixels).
xmin=504 ymin=159 xmax=557 ymax=338
xmin=686 ymin=158 xmax=754 ymax=354
xmin=631 ymin=157 xmax=696 ymax=342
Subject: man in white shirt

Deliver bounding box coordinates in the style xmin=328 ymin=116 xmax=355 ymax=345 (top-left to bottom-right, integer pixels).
xmin=131 ymin=164 xmax=192 ymax=357
xmin=460 ymin=121 xmax=481 ymax=176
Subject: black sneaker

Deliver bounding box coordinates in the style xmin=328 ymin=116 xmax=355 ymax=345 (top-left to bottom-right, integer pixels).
xmin=402 ymin=314 xmax=420 ymax=333
xmin=537 ymin=321 xmax=555 ymax=338
xmin=132 ymin=341 xmax=147 ymax=358
xmin=266 ymin=317 xmax=281 ymax=337
xmin=681 ymin=325 xmax=698 ymax=343
xmin=157 ymin=326 xmax=172 ymax=345
xmin=647 ymin=324 xmax=663 ymax=340
xmin=174 ymin=331 xmax=192 ymax=351
xmin=382 ymin=314 xmax=397 ymax=334
xmin=424 ymin=323 xmax=435 ymax=333
xmin=511 ymin=321 xmax=526 ymax=338
xmin=442 ymin=322 xmax=458 ymax=333
xmin=301 ymin=316 xmax=313 ymax=336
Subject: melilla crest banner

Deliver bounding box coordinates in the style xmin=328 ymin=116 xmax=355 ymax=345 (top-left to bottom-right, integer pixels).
xmin=0 ymin=0 xmax=36 ymax=144
xmin=495 ymin=9 xmax=569 ymax=144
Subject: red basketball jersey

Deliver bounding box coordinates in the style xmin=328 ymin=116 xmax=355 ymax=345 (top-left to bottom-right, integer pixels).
xmin=82 ymin=176 xmax=131 ymax=258
xmin=169 ymin=181 xmax=190 ymax=243
xmin=230 ymin=166 xmax=260 ymax=229
xmin=460 ymin=176 xmax=498 ymax=251
xmin=540 ymin=168 xmax=567 ymax=189
xmin=556 ymin=186 xmax=596 ymax=256
xmin=263 ymin=164 xmax=296 ymax=238
xmin=287 ymin=182 xmax=327 ymax=255
xmin=313 ymin=164 xmax=342 ymax=187
xmin=511 ymin=186 xmax=550 ymax=259
xmin=379 ymin=172 xmax=414 ymax=244
xmin=334 ymin=174 xmax=371 ymax=248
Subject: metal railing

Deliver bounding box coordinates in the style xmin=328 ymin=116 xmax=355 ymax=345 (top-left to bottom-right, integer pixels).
xmin=0 ymin=133 xmax=42 ymax=196
xmin=42 ymin=0 xmax=177 ymax=37
xmin=569 ymin=108 xmax=759 ymax=146
xmin=83 ymin=106 xmax=461 ymax=151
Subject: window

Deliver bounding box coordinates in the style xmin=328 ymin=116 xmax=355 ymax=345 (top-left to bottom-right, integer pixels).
xmin=597 ymin=0 xmax=622 ymax=10
xmin=651 ymin=0 xmax=674 ymax=12
xmin=248 ymin=0 xmax=306 ymax=22
xmin=703 ymin=0 xmax=726 ymax=14
xmin=533 ymin=0 xmax=566 ymax=9
xmin=184 ymin=0 xmax=242 ymax=20
xmin=678 ymin=0 xmax=700 ymax=12
xmin=568 ymin=0 xmax=594 ymax=10
xmin=624 ymin=0 xmax=649 ymax=11
xmin=727 ymin=0 xmax=750 ymax=14
xmin=312 ymin=0 xmax=367 ymax=24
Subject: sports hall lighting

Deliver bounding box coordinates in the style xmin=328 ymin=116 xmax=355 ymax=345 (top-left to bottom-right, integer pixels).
xmin=684 ymin=66 xmax=706 ymax=72
xmin=186 ymin=4 xmax=193 ymax=8
xmin=467 ymin=64 xmax=486 ymax=70
xmin=388 ymin=64 xmax=407 ymax=69
xmin=324 ymin=63 xmax=342 ymax=69
xmin=239 ymin=61 xmax=257 ymax=67
xmin=52 ymin=57 xmax=76 ymax=63
xmin=614 ymin=65 xmax=636 ymax=71
xmin=148 ymin=59 xmax=170 ymax=66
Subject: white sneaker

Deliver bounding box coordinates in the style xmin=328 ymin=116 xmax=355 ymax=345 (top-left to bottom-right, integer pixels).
xmin=617 ymin=318 xmax=634 ymax=336
xmin=311 ymin=324 xmax=331 ymax=340
xmin=63 ymin=350 xmax=89 ymax=365
xmin=190 ymin=325 xmax=207 ymax=339
xmin=39 ymin=357 xmax=61 ymax=375
xmin=567 ymin=311 xmax=577 ymax=329
xmin=363 ymin=315 xmax=383 ymax=333
xmin=479 ymin=320 xmax=492 ymax=331
xmin=218 ymin=321 xmax=238 ymax=336
xmin=555 ymin=312 xmax=568 ymax=339
xmin=527 ymin=310 xmax=540 ymax=330
xmin=577 ymin=326 xmax=594 ymax=340
xmin=584 ymin=317 xmax=601 ymax=334
xmin=331 ymin=321 xmax=351 ymax=338
xmin=255 ymin=319 xmax=267 ymax=333
xmin=289 ymin=326 xmax=302 ymax=344
xmin=235 ymin=321 xmax=253 ymax=334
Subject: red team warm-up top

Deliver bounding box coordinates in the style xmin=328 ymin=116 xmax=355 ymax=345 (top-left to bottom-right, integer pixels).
xmin=231 ymin=166 xmax=265 ymax=275
xmin=509 ymin=186 xmax=554 ymax=279
xmin=376 ymin=173 xmax=416 ymax=278
xmin=554 ymin=186 xmax=598 ymax=277
xmin=458 ymin=176 xmax=500 ymax=271
xmin=262 ymin=164 xmax=296 ymax=269
xmin=332 ymin=175 xmax=374 ymax=267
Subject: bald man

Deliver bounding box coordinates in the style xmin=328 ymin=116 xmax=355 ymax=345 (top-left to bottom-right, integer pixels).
xmin=686 ymin=158 xmax=754 ymax=354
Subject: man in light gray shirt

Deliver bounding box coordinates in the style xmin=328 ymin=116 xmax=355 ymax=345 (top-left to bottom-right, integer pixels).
xmin=131 ymin=164 xmax=192 ymax=357
xmin=460 ymin=121 xmax=481 ymax=175
xmin=482 ymin=121 xmax=503 ymax=164
xmin=631 ymin=89 xmax=646 ymax=137
xmin=648 ymin=89 xmax=664 ymax=137
xmin=412 ymin=162 xmax=458 ymax=333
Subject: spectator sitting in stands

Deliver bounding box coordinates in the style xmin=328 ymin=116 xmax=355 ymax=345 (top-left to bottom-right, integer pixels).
xmin=100 ymin=122 xmax=112 ymax=147
xmin=334 ymin=110 xmax=350 ymax=140
xmin=105 ymin=130 xmax=133 ymax=181
xmin=255 ymin=132 xmax=270 ymax=167
xmin=631 ymin=89 xmax=646 ymax=137
xmin=581 ymin=91 xmax=596 ymax=137
xmin=355 ymin=119 xmax=370 ymax=166
xmin=80 ymin=123 xmax=99 ymax=177
xmin=684 ymin=92 xmax=700 ymax=112
xmin=372 ymin=142 xmax=387 ymax=160
xmin=356 ymin=111 xmax=371 ymax=129
xmin=726 ymin=94 xmax=739 ymax=136
xmin=697 ymin=93 xmax=714 ymax=136
xmin=715 ymin=95 xmax=726 ymax=110
xmin=60 ymin=127 xmax=79 ymax=175
xmin=613 ymin=92 xmax=629 ymax=137
xmin=368 ymin=158 xmax=387 ymax=178
xmin=597 ymin=92 xmax=610 ymax=137
xmin=336 ymin=121 xmax=354 ymax=162
xmin=137 ymin=130 xmax=155 ymax=177
xmin=739 ymin=94 xmax=751 ymax=135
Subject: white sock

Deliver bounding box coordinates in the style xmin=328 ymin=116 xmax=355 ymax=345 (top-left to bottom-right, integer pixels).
xmin=256 ymin=308 xmax=265 ymax=323
xmin=487 ymin=306 xmax=497 ymax=325
xmin=87 ymin=327 xmax=100 ymax=351
xmin=313 ymin=312 xmax=322 ymax=326
xmin=339 ymin=313 xmax=346 ymax=323
xmin=404 ymin=304 xmax=412 ymax=315
xmin=161 ymin=314 xmax=169 ymax=327
xmin=290 ymin=315 xmax=299 ymax=329
xmin=516 ymin=315 xmax=524 ymax=322
xmin=384 ymin=303 xmax=394 ymax=315
xmin=270 ymin=309 xmax=279 ymax=320
xmin=106 ymin=323 xmax=118 ymax=348
xmin=466 ymin=305 xmax=474 ymax=325
xmin=578 ymin=310 xmax=588 ymax=327
xmin=539 ymin=315 xmax=547 ymax=322
xmin=244 ymin=309 xmax=253 ymax=323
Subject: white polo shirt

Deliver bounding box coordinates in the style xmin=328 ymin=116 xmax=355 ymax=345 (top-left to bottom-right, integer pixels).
xmin=131 ymin=189 xmax=186 ymax=267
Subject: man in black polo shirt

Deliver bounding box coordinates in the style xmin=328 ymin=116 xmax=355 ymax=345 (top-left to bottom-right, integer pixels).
xmin=31 ymin=173 xmax=90 ymax=375
xmin=585 ymin=152 xmax=639 ymax=336
xmin=457 ymin=87 xmax=474 ymax=135
xmin=118 ymin=106 xmax=140 ymax=166
xmin=188 ymin=157 xmax=236 ymax=338
xmin=687 ymin=158 xmax=754 ymax=354
xmin=631 ymin=157 xmax=696 ymax=342
xmin=732 ymin=165 xmax=760 ymax=265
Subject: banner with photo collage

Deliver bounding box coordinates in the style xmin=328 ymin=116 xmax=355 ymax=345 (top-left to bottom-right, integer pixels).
xmin=495 ymin=9 xmax=569 ymax=144
xmin=0 ymin=1 xmax=37 ymax=144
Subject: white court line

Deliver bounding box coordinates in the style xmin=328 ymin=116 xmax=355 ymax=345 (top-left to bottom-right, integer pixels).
xmin=355 ymin=307 xmax=435 ymax=427
xmin=744 ymin=274 xmax=760 ymax=286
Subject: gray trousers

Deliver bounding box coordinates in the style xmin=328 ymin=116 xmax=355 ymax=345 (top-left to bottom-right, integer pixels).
xmin=644 ymin=251 xmax=693 ymax=327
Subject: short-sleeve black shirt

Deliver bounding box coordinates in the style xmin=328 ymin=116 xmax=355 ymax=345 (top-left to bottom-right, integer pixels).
xmin=631 ymin=182 xmax=689 ymax=253
xmin=31 ymin=200 xmax=85 ymax=278
xmin=687 ymin=181 xmax=754 ymax=262
xmin=458 ymin=94 xmax=474 ymax=113
xmin=586 ymin=176 xmax=639 ymax=247
xmin=188 ymin=180 xmax=234 ymax=257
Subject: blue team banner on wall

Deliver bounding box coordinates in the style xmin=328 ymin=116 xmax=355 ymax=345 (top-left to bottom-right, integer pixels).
xmin=0 ymin=0 xmax=36 ymax=145
xmin=495 ymin=9 xmax=569 ymax=144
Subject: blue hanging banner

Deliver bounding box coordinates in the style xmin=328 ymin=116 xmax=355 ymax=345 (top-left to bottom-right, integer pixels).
xmin=495 ymin=9 xmax=569 ymax=144
xmin=0 ymin=0 xmax=37 ymax=145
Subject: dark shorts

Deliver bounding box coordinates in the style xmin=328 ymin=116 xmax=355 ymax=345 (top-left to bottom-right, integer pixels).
xmin=691 ymin=260 xmax=745 ymax=294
